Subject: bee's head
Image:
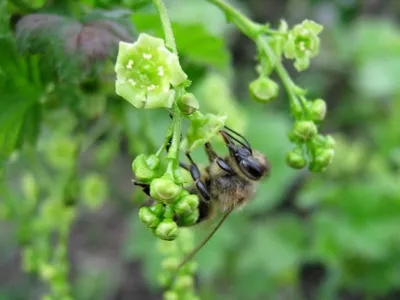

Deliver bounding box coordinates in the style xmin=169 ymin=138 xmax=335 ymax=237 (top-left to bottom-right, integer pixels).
xmin=220 ymin=129 xmax=271 ymax=181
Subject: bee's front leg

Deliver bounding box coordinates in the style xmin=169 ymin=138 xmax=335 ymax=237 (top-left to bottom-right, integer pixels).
xmin=205 ymin=142 xmax=234 ymax=174
xmin=185 ymin=152 xmax=211 ymax=201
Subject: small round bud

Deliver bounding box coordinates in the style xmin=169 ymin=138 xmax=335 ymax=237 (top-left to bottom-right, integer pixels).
xmin=139 ymin=206 xmax=161 ymax=228
xmin=163 ymin=290 xmax=179 ymax=300
xmin=174 ymin=194 xmax=199 ymax=216
xmin=178 ymin=93 xmax=199 ymax=115
xmin=286 ymin=148 xmax=307 ymax=169
xmin=155 ymin=219 xmax=179 ymax=241
xmin=174 ymin=274 xmax=194 ymax=291
xmin=161 ymin=257 xmax=180 ymax=271
xmin=150 ymin=176 xmax=182 ymax=203
xmin=249 ymin=76 xmax=279 ymax=103
xmin=180 ymin=261 xmax=198 ymax=274
xmin=309 ymin=98 xmax=326 ymax=121
xmin=292 ymin=120 xmax=318 ymax=142
xmin=132 ymin=154 xmax=160 ymax=183
xmin=149 ymin=203 xmax=164 ymax=217
xmin=315 ymin=148 xmax=335 ymax=168
xmin=325 ymin=135 xmax=336 ymax=149
xmin=178 ymin=210 xmax=199 ymax=226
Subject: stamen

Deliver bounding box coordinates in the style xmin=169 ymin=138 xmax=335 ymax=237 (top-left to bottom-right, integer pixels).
xmin=143 ymin=53 xmax=152 ymax=60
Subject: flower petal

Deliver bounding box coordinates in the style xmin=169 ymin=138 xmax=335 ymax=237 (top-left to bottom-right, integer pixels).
xmin=116 ymin=79 xmax=146 ymax=108
xmin=145 ymin=90 xmax=175 ymax=109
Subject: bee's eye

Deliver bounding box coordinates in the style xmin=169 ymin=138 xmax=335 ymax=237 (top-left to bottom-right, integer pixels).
xmin=240 ymin=158 xmax=264 ymax=180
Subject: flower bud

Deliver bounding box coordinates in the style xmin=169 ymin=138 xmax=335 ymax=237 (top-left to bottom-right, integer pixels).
xmin=286 ymin=148 xmax=307 ymax=169
xmin=178 ymin=93 xmax=199 ymax=115
xmin=150 ymin=203 xmax=164 ymax=217
xmin=180 ymin=261 xmax=198 ymax=274
xmin=178 ymin=210 xmax=199 ymax=227
xmin=139 ymin=206 xmax=161 ymax=228
xmin=132 ymin=154 xmax=160 ymax=183
xmin=315 ymin=148 xmax=335 ymax=168
xmin=150 ymin=176 xmax=182 ymax=203
xmin=309 ymin=98 xmax=326 ymax=121
xmin=292 ymin=120 xmax=317 ymax=142
xmin=156 ymin=219 xmax=179 ymax=241
xmin=325 ymin=135 xmax=336 ymax=149
xmin=249 ymin=76 xmax=279 ymax=103
xmin=174 ymin=274 xmax=194 ymax=291
xmin=163 ymin=290 xmax=179 ymax=300
xmin=174 ymin=194 xmax=199 ymax=216
xmin=161 ymin=257 xmax=180 ymax=272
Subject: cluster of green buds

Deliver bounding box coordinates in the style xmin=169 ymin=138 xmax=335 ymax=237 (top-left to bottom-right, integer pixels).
xmin=134 ymin=154 xmax=200 ymax=240
xmin=245 ymin=17 xmax=333 ymax=172
xmin=158 ymin=229 xmax=200 ymax=300
xmin=286 ymin=97 xmax=335 ymax=172
xmin=115 ymin=33 xmax=227 ymax=240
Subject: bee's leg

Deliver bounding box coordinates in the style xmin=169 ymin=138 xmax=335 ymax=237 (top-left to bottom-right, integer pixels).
xmin=185 ymin=152 xmax=211 ymax=201
xmin=204 ymin=142 xmax=234 ymax=174
xmin=133 ymin=181 xmax=150 ymax=197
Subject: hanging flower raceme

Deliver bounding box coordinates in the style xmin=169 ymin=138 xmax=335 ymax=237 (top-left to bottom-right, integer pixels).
xmin=115 ymin=34 xmax=187 ymax=109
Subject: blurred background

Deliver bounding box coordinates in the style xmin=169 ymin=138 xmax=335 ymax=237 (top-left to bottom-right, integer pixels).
xmin=1 ymin=0 xmax=400 ymax=299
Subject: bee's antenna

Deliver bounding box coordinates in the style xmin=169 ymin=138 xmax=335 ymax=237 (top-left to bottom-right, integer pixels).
xmin=176 ymin=206 xmax=234 ymax=271
xmin=223 ymin=126 xmax=252 ymax=150
xmin=220 ymin=130 xmax=252 ymax=153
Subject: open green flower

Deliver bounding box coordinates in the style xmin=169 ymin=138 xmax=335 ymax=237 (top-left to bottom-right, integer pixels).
xmin=283 ymin=20 xmax=323 ymax=71
xmin=183 ymin=111 xmax=227 ymax=151
xmin=115 ymin=34 xmax=187 ymax=108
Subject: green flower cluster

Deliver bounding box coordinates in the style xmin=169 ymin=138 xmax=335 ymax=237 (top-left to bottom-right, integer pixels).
xmin=286 ymin=97 xmax=335 ymax=172
xmin=133 ymin=155 xmax=200 ymax=240
xmin=158 ymin=229 xmax=199 ymax=300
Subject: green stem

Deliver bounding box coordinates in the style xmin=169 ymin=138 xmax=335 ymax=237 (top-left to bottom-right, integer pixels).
xmin=208 ymin=0 xmax=305 ymax=118
xmin=166 ymin=101 xmax=182 ymax=162
xmin=152 ymin=0 xmax=177 ymax=54
xmin=207 ymin=0 xmax=262 ymax=38
xmin=152 ymin=0 xmax=184 ymax=169
xmin=257 ymin=37 xmax=301 ymax=112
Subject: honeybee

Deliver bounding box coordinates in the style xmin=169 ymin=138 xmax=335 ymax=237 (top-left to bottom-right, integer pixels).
xmin=175 ymin=126 xmax=270 ymax=268
xmin=135 ymin=126 xmax=270 ymax=268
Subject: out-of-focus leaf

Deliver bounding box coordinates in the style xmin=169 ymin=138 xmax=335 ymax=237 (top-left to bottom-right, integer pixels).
xmin=15 ymin=11 xmax=133 ymax=79
xmin=132 ymin=13 xmax=230 ymax=70
xmin=354 ymin=57 xmax=400 ymax=98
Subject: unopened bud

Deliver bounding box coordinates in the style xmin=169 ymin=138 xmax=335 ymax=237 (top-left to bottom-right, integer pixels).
xmin=139 ymin=206 xmax=161 ymax=228
xmin=178 ymin=93 xmax=199 ymax=115
xmin=149 ymin=203 xmax=164 ymax=217
xmin=174 ymin=274 xmax=194 ymax=291
xmin=155 ymin=219 xmax=179 ymax=241
xmin=309 ymin=98 xmax=326 ymax=121
xmin=132 ymin=154 xmax=160 ymax=183
xmin=315 ymin=148 xmax=335 ymax=168
xmin=249 ymin=76 xmax=279 ymax=103
xmin=174 ymin=194 xmax=199 ymax=216
xmin=150 ymin=176 xmax=182 ymax=203
xmin=178 ymin=210 xmax=199 ymax=226
xmin=292 ymin=120 xmax=317 ymax=142
xmin=163 ymin=290 xmax=179 ymax=300
xmin=286 ymin=148 xmax=307 ymax=169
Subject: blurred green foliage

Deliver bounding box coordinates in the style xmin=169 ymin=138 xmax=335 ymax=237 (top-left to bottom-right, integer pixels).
xmin=1 ymin=0 xmax=400 ymax=299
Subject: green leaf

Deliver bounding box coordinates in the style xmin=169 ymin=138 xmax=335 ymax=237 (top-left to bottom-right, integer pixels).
xmin=0 ymin=89 xmax=39 ymax=159
xmin=132 ymin=13 xmax=230 ymax=70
